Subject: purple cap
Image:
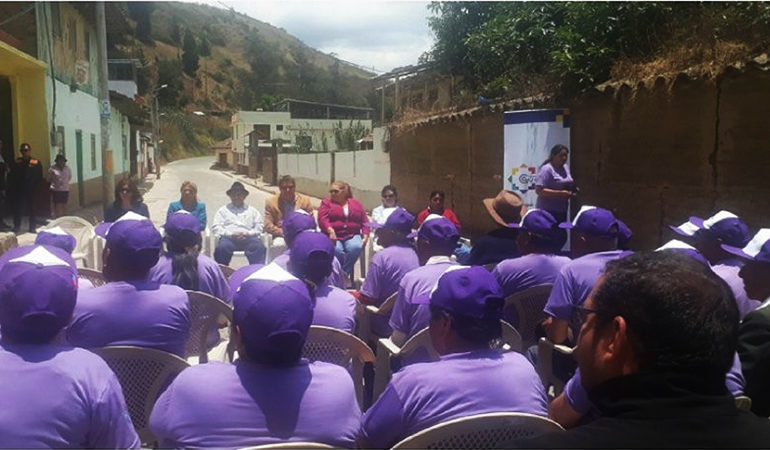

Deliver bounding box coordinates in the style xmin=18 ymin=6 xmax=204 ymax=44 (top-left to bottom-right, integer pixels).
xmin=233 ymin=264 xmax=313 ymax=355
xmin=510 ymin=209 xmax=559 ymax=236
xmin=656 ymin=240 xmax=710 ymax=266
xmin=34 ymin=226 xmax=77 ymax=254
xmin=289 ymin=231 xmax=334 ymax=281
xmin=0 ymin=245 xmax=78 ymax=342
xmin=689 ymin=211 xmax=751 ymax=248
xmin=105 ymin=212 xmax=162 ymax=269
xmin=164 ymin=211 xmax=201 ymax=247
xmin=408 ymin=214 xmax=460 ymax=246
xmin=617 ymin=220 xmax=633 ymax=248
xmin=366 ymin=207 xmax=415 ymax=235
xmin=722 ymin=229 xmax=770 ymax=264
xmin=282 ymin=210 xmax=317 ymax=244
xmin=559 ymin=206 xmax=619 ymax=239
xmin=414 ymin=265 xmax=504 ymax=320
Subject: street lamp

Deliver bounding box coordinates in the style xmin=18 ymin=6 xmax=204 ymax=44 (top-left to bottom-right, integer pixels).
xmin=150 ymin=84 xmax=167 ymax=178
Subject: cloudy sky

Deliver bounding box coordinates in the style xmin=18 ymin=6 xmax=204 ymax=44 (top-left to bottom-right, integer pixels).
xmin=199 ymin=0 xmax=434 ymax=74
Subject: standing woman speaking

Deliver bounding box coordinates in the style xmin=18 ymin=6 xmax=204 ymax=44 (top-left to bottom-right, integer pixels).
xmin=535 ymin=144 xmax=576 ymax=223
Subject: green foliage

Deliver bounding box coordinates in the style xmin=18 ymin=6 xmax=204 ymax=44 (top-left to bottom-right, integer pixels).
xmin=157 ymin=58 xmax=183 ymax=107
xmin=182 ymin=30 xmax=199 ymax=76
xmin=127 ymin=2 xmax=154 ymax=43
xmin=427 ymin=2 xmax=770 ymax=96
xmin=333 ymin=120 xmax=369 ymax=152
xmin=199 ymin=34 xmax=211 ymax=57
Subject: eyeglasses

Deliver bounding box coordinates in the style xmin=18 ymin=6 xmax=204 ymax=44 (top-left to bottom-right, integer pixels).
xmin=571 ymin=304 xmax=600 ymax=325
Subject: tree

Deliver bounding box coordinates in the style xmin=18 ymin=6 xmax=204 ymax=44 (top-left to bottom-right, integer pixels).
xmin=128 ymin=2 xmax=154 ymax=43
xmin=333 ymin=120 xmax=369 ymax=152
xmin=182 ymin=30 xmax=199 ymax=76
xmin=199 ymin=34 xmax=211 ymax=57
xmin=157 ymin=58 xmax=184 ymax=107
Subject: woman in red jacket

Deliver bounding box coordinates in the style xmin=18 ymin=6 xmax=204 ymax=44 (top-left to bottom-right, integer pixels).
xmin=318 ymin=181 xmax=370 ymax=280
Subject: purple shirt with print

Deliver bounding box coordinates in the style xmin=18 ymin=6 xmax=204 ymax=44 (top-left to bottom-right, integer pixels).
xmin=389 ymin=259 xmax=456 ymax=339
xmin=494 ymin=253 xmax=572 ymax=296
xmin=313 ymin=284 xmax=357 ymax=334
xmin=148 ymin=253 xmax=231 ymax=301
xmin=149 ymin=359 xmax=361 ymax=449
xmin=535 ymin=162 xmax=574 ymax=213
xmin=361 ymin=349 xmax=547 ymax=448
xmin=67 ymin=281 xmax=191 ymax=357
xmin=361 ymin=244 xmax=420 ymax=337
xmin=545 ymin=250 xmax=629 ymax=338
xmin=0 ymin=344 xmax=139 ymax=449
xmin=272 ymin=249 xmax=345 ymax=289
xmin=713 ymin=258 xmax=759 ymax=319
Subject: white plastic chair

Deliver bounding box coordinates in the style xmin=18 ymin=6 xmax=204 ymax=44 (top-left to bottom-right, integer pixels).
xmin=77 ymin=267 xmax=107 ymax=288
xmin=355 ymin=292 xmax=398 ymax=347
xmin=301 ymin=325 xmax=375 ymax=409
xmin=373 ymin=321 xmax=522 ymax=401
xmin=504 ymin=284 xmax=553 ymax=350
xmin=91 ymin=346 xmax=189 ymax=446
xmin=184 ymin=290 xmax=233 ymax=364
xmin=536 ymin=337 xmax=575 ymax=398
xmin=391 ymin=412 xmax=564 ymax=449
xmin=43 ymin=216 xmax=95 ymax=267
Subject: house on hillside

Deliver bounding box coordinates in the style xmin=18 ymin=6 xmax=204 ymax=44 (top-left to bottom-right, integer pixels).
xmin=230 ymin=98 xmax=373 ymax=176
xmin=371 ymin=63 xmax=464 ymax=120
xmin=0 ymin=2 xmax=134 ymax=213
xmin=211 ymin=137 xmax=232 ymax=168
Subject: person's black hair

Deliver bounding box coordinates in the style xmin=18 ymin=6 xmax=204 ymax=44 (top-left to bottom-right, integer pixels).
xmin=165 ymin=233 xmax=202 ymax=291
xmin=381 ymin=184 xmax=398 ymax=197
xmin=4 ymin=316 xmax=64 ymax=344
xmin=279 ymin=175 xmax=296 ymax=188
xmin=430 ymin=305 xmax=502 ymax=345
xmin=524 ymin=230 xmax=565 ymax=254
xmin=246 ymin=333 xmax=305 ymax=366
xmin=429 ymin=190 xmax=445 ymax=200
xmin=114 ymin=177 xmax=143 ymax=205
xmin=591 ymin=250 xmax=737 ymax=375
xmin=541 ymin=144 xmax=569 ymax=167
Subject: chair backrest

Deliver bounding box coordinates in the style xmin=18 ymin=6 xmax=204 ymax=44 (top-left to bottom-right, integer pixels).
xmin=239 ymin=442 xmax=336 ymax=449
xmin=504 ymin=284 xmax=553 ymax=350
xmin=400 ymin=320 xmax=523 ymax=364
xmin=391 ymin=412 xmax=564 ymax=449
xmin=77 ymin=267 xmax=107 ymax=288
xmin=44 ymin=216 xmax=95 ymax=265
xmin=184 ymin=290 xmax=233 ymax=363
xmin=535 ymin=337 xmax=574 ymax=398
xmin=735 ymin=395 xmax=752 ymax=411
xmin=376 ymin=291 xmax=398 ymax=316
xmin=218 ymin=264 xmax=236 ymax=280
xmin=91 ymin=346 xmax=189 ymax=445
xmin=302 ymin=325 xmax=375 ymax=409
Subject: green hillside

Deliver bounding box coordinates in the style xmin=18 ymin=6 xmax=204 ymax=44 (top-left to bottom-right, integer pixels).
xmin=110 ymin=1 xmax=376 ymax=161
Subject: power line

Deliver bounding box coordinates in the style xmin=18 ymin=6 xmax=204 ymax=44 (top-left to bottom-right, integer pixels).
xmin=0 ymin=4 xmax=35 ymax=27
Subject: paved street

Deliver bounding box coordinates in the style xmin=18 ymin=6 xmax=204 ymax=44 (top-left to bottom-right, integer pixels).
xmin=143 ymin=156 xmax=272 ymax=230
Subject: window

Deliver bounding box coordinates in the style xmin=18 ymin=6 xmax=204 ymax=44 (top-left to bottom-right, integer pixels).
xmin=276 ymin=124 xmax=284 ymax=131
xmin=90 ymin=134 xmax=96 ymax=171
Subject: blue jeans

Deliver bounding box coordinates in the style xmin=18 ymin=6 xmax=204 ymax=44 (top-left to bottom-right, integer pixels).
xmin=214 ymin=235 xmax=266 ymax=265
xmin=334 ymin=234 xmax=363 ymax=278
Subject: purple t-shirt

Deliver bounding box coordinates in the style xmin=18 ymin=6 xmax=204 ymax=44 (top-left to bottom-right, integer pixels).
xmin=535 ymin=162 xmax=574 ymax=213
xmin=0 ymin=344 xmax=139 ymax=448
xmin=544 ymin=250 xmax=628 ymax=337
xmin=148 ymin=253 xmax=231 ymax=302
xmin=713 ymin=258 xmax=759 ymax=319
xmin=493 ymin=253 xmax=572 ymax=296
xmin=149 ymin=359 xmax=361 ymax=449
xmin=361 ymin=244 xmax=420 ymax=337
xmin=565 ymin=353 xmax=747 ymax=415
xmin=361 ymin=349 xmax=547 ymax=448
xmin=389 ymin=259 xmax=456 ymax=339
xmin=313 ymin=284 xmax=357 ymax=334
xmin=272 ymin=249 xmax=345 ymax=289
xmin=67 ymin=281 xmax=191 ymax=357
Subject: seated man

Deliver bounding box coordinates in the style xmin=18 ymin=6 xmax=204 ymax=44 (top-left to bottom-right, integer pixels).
xmin=727 ymin=229 xmax=770 ymax=415
xmin=0 ymin=245 xmax=139 ymax=448
xmin=289 ymin=231 xmax=356 ymax=333
xmin=355 ymin=208 xmax=420 ymax=338
xmin=519 ymin=251 xmax=770 ymax=448
xmin=149 ymin=264 xmax=361 ymax=448
xmin=66 ymin=212 xmax=191 ymax=357
xmin=467 ymin=189 xmax=526 ymax=266
xmin=361 ymin=266 xmax=547 ymax=448
xmin=271 ymin=210 xmax=345 ymax=289
xmin=263 ymin=175 xmax=314 ymax=240
xmin=212 ymin=182 xmax=266 ymax=265
xmin=389 ymin=215 xmax=459 ymax=346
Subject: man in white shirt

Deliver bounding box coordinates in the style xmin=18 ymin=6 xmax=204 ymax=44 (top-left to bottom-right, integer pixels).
xmin=212 ymin=182 xmax=266 ymax=265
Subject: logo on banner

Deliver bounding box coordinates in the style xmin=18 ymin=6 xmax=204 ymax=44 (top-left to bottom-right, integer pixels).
xmin=508 ymin=164 xmax=537 ymax=193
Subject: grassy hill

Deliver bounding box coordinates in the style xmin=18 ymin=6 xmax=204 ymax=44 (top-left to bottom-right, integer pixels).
xmin=110 ymin=1 xmax=376 ymax=161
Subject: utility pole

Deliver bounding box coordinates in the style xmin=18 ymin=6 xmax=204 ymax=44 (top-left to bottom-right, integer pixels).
xmin=151 ymin=84 xmax=167 ymax=178
xmin=96 ymin=2 xmax=113 ymax=206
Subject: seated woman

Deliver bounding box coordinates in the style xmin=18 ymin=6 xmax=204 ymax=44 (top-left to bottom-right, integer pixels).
xmin=318 ymin=180 xmax=369 ymax=280
xmin=371 ymin=185 xmax=399 ymax=225
xmin=167 ymin=181 xmax=207 ymax=230
xmin=148 ymin=211 xmax=229 ymax=302
xmin=104 ymin=177 xmax=149 ymax=222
